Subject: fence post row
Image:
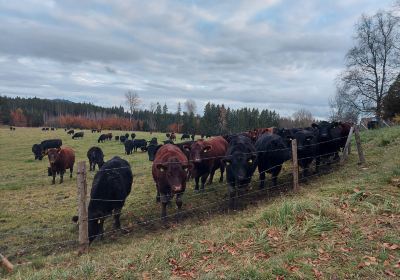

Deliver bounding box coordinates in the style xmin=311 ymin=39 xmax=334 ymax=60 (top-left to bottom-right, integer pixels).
xmin=341 ymin=126 xmax=354 ymax=164
xmin=77 ymin=161 xmax=89 ymax=254
xmin=291 ymin=139 xmax=299 ymax=192
xmin=354 ymin=125 xmax=366 ymax=165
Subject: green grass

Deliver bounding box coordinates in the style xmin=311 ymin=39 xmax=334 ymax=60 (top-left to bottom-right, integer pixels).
xmin=0 ymin=126 xmax=400 ymax=279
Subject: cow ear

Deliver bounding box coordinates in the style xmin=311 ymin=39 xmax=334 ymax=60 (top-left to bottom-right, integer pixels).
xmin=156 ymin=164 xmax=166 ymax=172
xmin=203 ymin=145 xmax=212 ymax=153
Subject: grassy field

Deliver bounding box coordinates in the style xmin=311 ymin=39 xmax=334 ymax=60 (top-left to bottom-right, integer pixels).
xmin=0 ymin=126 xmax=399 ymax=279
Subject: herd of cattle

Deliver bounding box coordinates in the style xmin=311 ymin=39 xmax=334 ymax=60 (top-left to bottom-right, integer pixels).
xmin=30 ymin=121 xmax=351 ymax=243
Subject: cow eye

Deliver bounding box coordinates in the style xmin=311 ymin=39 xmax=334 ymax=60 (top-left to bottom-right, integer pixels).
xmin=159 ymin=167 xmax=165 ymax=172
xmin=203 ymin=148 xmax=208 ymax=153
xmin=247 ymin=159 xmax=253 ymax=164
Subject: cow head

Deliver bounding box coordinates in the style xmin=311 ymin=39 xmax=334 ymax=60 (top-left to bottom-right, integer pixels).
xmin=313 ymin=121 xmax=337 ymax=140
xmin=32 ymin=144 xmax=44 ymax=160
xmin=155 ymin=158 xmax=190 ymax=193
xmin=87 ymin=211 xmax=104 ymax=244
xmin=184 ymin=140 xmax=212 ymax=163
xmin=224 ymin=152 xmax=257 ymax=186
xmin=147 ymin=144 xmax=162 ymax=161
xmin=47 ymin=148 xmax=61 ymax=164
xmin=293 ymin=130 xmax=316 ymax=152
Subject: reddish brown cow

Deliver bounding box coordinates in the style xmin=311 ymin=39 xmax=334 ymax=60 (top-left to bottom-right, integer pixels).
xmin=152 ymin=144 xmax=190 ymax=219
xmin=184 ymin=136 xmax=228 ymax=192
xmin=169 ymin=132 xmax=176 ymax=141
xmin=47 ymin=147 xmax=75 ymax=184
xmin=248 ymin=127 xmax=276 ymax=142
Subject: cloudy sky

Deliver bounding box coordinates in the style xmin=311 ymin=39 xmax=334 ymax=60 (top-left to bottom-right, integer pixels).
xmin=0 ymin=0 xmax=394 ymax=119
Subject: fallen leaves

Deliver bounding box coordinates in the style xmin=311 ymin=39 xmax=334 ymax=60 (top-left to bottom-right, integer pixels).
xmin=383 ymin=243 xmax=399 ymax=250
xmin=312 ymin=268 xmax=323 ymax=279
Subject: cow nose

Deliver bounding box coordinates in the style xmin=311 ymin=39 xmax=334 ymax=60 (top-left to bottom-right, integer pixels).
xmin=194 ymin=158 xmax=201 ymax=163
xmin=172 ymin=185 xmax=182 ymax=192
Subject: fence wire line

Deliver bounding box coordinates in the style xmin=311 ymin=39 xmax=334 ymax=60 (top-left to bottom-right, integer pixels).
xmin=3 ymin=160 xmax=343 ymax=258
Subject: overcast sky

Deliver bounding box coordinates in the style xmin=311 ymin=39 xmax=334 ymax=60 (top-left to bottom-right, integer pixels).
xmin=0 ymin=0 xmax=394 ymax=119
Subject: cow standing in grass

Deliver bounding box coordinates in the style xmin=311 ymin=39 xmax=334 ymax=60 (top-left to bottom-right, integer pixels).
xmin=87 ymin=147 xmax=104 ymax=171
xmin=47 ymin=147 xmax=75 ymax=184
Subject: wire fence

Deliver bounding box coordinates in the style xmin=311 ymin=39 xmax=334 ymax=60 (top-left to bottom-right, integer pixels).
xmin=0 ymin=130 xmax=359 ymax=265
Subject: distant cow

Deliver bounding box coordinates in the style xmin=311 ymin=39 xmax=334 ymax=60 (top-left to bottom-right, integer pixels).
xmin=91 ymin=129 xmax=97 ymax=133
xmin=120 ymin=136 xmax=126 ymax=143
xmin=255 ymin=134 xmax=291 ymax=188
xmin=98 ymin=134 xmax=107 ymax=143
xmin=32 ymin=139 xmax=62 ymax=160
xmin=106 ymin=133 xmax=112 ymax=140
xmin=312 ymin=121 xmax=342 ymax=162
xmin=149 ymin=137 xmax=158 ymax=145
xmin=166 ymin=133 xmax=171 ymax=138
xmin=86 ymin=156 xmax=133 ymax=243
xmin=47 ymin=147 xmax=75 ymax=184
xmin=169 ymin=133 xmax=176 ymax=141
xmin=147 ymin=144 xmax=162 ymax=161
xmin=124 ymin=140 xmax=134 ymax=155
xmin=72 ymin=132 xmax=84 ymax=139
xmin=224 ymin=135 xmax=258 ymax=208
xmin=163 ymin=139 xmax=174 ymax=144
xmin=152 ymin=144 xmax=190 ymax=219
xmin=67 ymin=129 xmax=74 ymax=135
xmin=131 ymin=133 xmax=136 ymax=139
xmin=184 ymin=136 xmax=228 ymax=191
xmin=125 ymin=133 xmax=129 ymax=139
xmin=291 ymin=129 xmax=318 ymax=177
xmin=181 ymin=134 xmax=190 ymax=140
xmin=191 ymin=134 xmax=195 ymax=141
xmin=50 ymin=127 xmax=55 ymax=131
xmin=115 ymin=136 xmax=120 ymax=141
xmin=133 ymin=139 xmax=147 ymax=152
xmin=87 ymin=147 xmax=104 ymax=171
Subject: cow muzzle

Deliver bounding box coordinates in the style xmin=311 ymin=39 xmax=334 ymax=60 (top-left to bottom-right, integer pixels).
xmin=194 ymin=158 xmax=201 ymax=163
xmin=172 ymin=185 xmax=183 ymax=193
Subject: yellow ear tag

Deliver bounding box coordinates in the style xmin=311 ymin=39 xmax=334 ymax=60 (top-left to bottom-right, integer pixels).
xmin=226 ymin=161 xmax=230 ymax=166
xmin=97 ymin=219 xmax=101 ymax=224
xmin=248 ymin=159 xmax=253 ymax=164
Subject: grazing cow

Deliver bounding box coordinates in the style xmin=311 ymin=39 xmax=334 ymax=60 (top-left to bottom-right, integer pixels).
xmin=120 ymin=135 xmax=126 ymax=143
xmin=147 ymin=144 xmax=162 ymax=161
xmin=181 ymin=133 xmax=190 ymax=140
xmin=47 ymin=147 xmax=75 ymax=184
xmin=131 ymin=133 xmax=136 ymax=139
xmin=169 ymin=133 xmax=176 ymax=141
xmin=124 ymin=140 xmax=134 ymax=155
xmin=72 ymin=132 xmax=84 ymax=139
xmin=32 ymin=139 xmax=62 ymax=160
xmin=50 ymin=127 xmax=55 ymax=131
xmin=87 ymin=147 xmax=104 ymax=171
xmin=224 ymin=135 xmax=258 ymax=208
xmin=255 ymin=134 xmax=291 ymax=188
xmin=45 ymin=127 xmax=49 ymax=131
xmin=152 ymin=144 xmax=190 ymax=219
xmin=133 ymin=139 xmax=147 ymax=152
xmin=201 ymin=134 xmax=205 ymax=139
xmin=149 ymin=137 xmax=158 ymax=145
xmin=67 ymin=129 xmax=74 ymax=135
xmin=42 ymin=127 xmax=46 ymax=131
xmin=206 ymin=134 xmax=211 ymax=138
xmin=106 ymin=133 xmax=112 ymax=140
xmin=9 ymin=126 xmax=13 ymax=130
xmin=86 ymin=156 xmax=132 ymax=243
xmin=191 ymin=134 xmax=195 ymax=141
xmin=115 ymin=136 xmax=120 ymax=141
xmin=312 ymin=121 xmax=342 ymax=162
xmin=98 ymin=134 xmax=107 ymax=143
xmin=166 ymin=133 xmax=171 ymax=138
xmin=97 ymin=129 xmax=102 ymax=133
xmin=291 ymin=129 xmax=318 ymax=177
xmin=125 ymin=133 xmax=129 ymax=139
xmin=91 ymin=129 xmax=96 ymax=133
xmin=184 ymin=136 xmax=228 ymax=191
xmin=64 ymin=128 xmax=67 ymax=131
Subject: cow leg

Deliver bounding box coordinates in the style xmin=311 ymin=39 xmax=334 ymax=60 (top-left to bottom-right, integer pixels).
xmin=259 ymin=170 xmax=266 ymax=189
xmin=208 ymin=168 xmax=215 ymax=185
xmin=60 ymin=170 xmax=64 ymax=184
xmin=52 ymin=170 xmax=56 ymax=185
xmin=201 ymin=173 xmax=208 ymax=191
xmin=271 ymin=166 xmax=282 ymax=187
xmin=194 ymin=176 xmax=200 ymax=192
xmin=176 ymin=193 xmax=183 ymax=221
xmin=315 ymin=157 xmax=320 ymax=173
xmin=113 ymin=208 xmax=122 ymax=229
xmin=219 ymin=165 xmax=224 ymax=183
xmin=156 ymin=189 xmax=161 ymax=202
xmin=99 ymin=219 xmax=105 ymax=239
xmin=70 ymin=167 xmax=73 ymax=178
xmin=161 ymin=202 xmax=168 ymax=221
xmin=228 ymin=183 xmax=236 ymax=209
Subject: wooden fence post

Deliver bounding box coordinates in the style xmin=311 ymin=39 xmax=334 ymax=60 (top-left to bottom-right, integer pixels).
xmin=354 ymin=125 xmax=366 ymax=165
xmin=341 ymin=126 xmax=354 ymax=164
xmin=0 ymin=253 xmax=13 ymax=273
xmin=291 ymin=139 xmax=299 ymax=192
xmin=77 ymin=161 xmax=89 ymax=254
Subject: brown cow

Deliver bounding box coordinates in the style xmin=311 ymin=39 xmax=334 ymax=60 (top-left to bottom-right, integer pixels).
xmin=169 ymin=132 xmax=176 ymax=141
xmin=184 ymin=136 xmax=228 ymax=192
xmin=47 ymin=147 xmax=75 ymax=184
xmin=248 ymin=127 xmax=276 ymax=142
xmin=152 ymin=144 xmax=190 ymax=219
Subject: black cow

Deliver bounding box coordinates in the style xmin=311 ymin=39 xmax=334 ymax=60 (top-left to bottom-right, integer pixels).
xmin=125 ymin=133 xmax=129 ymax=139
xmin=191 ymin=134 xmax=195 ymax=141
xmin=67 ymin=129 xmax=74 ymax=135
xmin=84 ymin=156 xmax=133 ymax=243
xmin=166 ymin=133 xmax=171 ymax=138
xmin=32 ymin=139 xmax=62 ymax=160
xmin=224 ymin=135 xmax=258 ymax=209
xmin=291 ymin=129 xmax=318 ymax=177
xmin=51 ymin=127 xmax=55 ymax=131
xmin=131 ymin=133 xmax=136 ymax=139
xmin=255 ymin=134 xmax=291 ymax=188
xmin=133 ymin=139 xmax=147 ymax=152
xmin=312 ymin=121 xmax=342 ymax=163
xmin=175 ymin=140 xmax=194 ymax=159
xmin=124 ymin=140 xmax=134 ymax=155
xmin=147 ymin=144 xmax=162 ymax=161
xmin=87 ymin=147 xmax=104 ymax=171
xmin=181 ymin=134 xmax=190 ymax=140
xmin=149 ymin=137 xmax=158 ymax=145
xmin=72 ymin=132 xmax=84 ymax=139
xmin=91 ymin=129 xmax=97 ymax=133
xmin=163 ymin=139 xmax=174 ymax=144
xmin=115 ymin=136 xmax=120 ymax=141
xmin=120 ymin=136 xmax=126 ymax=143
xmin=98 ymin=134 xmax=107 ymax=143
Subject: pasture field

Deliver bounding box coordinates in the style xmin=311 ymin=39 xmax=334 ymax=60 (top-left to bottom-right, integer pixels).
xmin=0 ymin=126 xmax=399 ymax=279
